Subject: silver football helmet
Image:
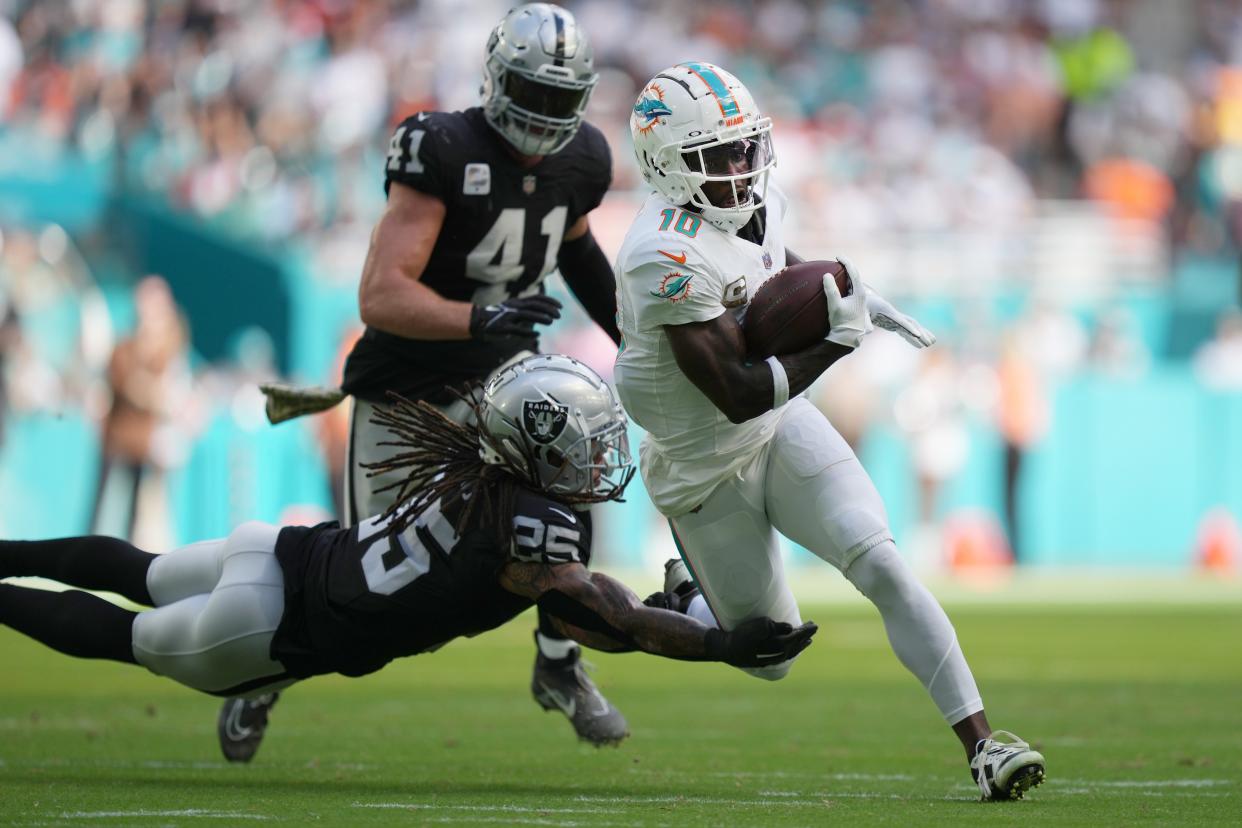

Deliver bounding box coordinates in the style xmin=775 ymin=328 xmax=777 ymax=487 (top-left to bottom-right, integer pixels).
xmin=481 ymin=3 xmax=598 ymax=156
xmin=478 ymin=354 xmax=633 ymax=500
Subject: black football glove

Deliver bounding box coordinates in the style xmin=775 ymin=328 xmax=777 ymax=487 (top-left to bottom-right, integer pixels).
xmin=704 ymin=617 xmax=818 ymax=668
xmin=643 ymin=591 xmax=676 ymax=611
xmin=468 ymin=295 xmax=562 ymax=342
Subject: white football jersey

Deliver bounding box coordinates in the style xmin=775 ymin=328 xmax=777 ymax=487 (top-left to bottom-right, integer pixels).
xmin=613 ymin=186 xmax=790 ymax=516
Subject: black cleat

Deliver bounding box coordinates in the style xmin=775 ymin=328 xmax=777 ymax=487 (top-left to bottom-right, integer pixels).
xmin=217 ymin=692 xmax=280 ymax=763
xmin=531 ymin=640 xmax=628 ymax=747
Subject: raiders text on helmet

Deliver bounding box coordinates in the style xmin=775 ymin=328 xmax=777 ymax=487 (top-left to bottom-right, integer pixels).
xmin=477 ymin=354 xmax=633 ymax=500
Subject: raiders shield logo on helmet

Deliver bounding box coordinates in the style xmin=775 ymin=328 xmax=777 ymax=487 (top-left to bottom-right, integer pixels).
xmin=522 ymin=399 xmax=569 ymax=444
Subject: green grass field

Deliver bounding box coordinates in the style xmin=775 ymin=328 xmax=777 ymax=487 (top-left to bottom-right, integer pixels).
xmin=2 ymin=599 xmax=1240 ymax=826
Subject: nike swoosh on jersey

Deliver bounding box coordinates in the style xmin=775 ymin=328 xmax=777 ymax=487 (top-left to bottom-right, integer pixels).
xmin=548 ymin=506 xmax=576 ymax=523
xmin=657 ymin=249 xmax=687 ymax=264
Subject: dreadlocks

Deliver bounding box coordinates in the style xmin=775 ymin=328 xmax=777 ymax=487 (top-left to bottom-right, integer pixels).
xmin=361 ymin=390 xmax=626 ymax=549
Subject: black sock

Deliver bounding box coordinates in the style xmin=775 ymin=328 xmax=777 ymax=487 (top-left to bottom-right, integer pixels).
xmin=0 ymin=583 xmax=139 ymax=664
xmin=0 ymin=537 xmax=155 ymax=605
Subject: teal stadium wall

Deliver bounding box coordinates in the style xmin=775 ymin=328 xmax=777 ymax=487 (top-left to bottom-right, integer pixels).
xmin=1 ymin=154 xmax=1238 ymax=566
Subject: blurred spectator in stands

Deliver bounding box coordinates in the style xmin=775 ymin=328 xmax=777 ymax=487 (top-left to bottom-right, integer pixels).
xmin=995 ymin=331 xmax=1044 ymax=564
xmin=1087 ymin=306 xmax=1151 ymax=379
xmin=1193 ymin=307 xmax=1242 ymax=389
xmin=89 ymin=275 xmax=192 ymax=548
xmin=0 ymin=283 xmax=21 ymax=448
xmin=894 ymin=346 xmax=970 ymax=569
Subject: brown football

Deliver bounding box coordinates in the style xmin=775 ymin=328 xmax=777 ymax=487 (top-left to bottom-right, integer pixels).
xmin=743 ymin=260 xmax=851 ymax=358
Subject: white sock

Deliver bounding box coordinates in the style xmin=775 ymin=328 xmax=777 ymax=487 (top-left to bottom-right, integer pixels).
xmin=844 ymin=541 xmax=983 ymax=724
xmin=684 ymin=594 xmax=719 ymax=628
xmin=536 ymin=632 xmax=578 ymax=660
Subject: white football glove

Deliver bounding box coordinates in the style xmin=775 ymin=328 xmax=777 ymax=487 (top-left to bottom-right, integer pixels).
xmin=836 ymin=255 xmax=937 ymax=349
xmin=823 ymin=260 xmax=871 ymax=349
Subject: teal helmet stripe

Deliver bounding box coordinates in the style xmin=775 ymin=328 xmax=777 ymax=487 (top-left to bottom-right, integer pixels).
xmin=681 ymin=62 xmax=740 ymax=118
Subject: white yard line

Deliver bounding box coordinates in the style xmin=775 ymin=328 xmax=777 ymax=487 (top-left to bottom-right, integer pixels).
xmin=353 ymin=804 xmax=615 ymax=814
xmin=60 ymin=811 xmax=268 ymax=820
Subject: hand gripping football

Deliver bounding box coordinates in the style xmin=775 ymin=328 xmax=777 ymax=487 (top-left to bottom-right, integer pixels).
xmin=743 ymin=260 xmax=851 ymax=357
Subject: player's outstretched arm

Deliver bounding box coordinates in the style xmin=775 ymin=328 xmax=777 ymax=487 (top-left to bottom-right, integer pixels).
xmin=558 ymin=216 xmax=621 ymax=345
xmin=357 ymin=182 xmax=467 ymax=339
xmin=499 ymin=560 xmax=816 ymax=667
xmin=665 ymin=314 xmax=853 ymax=424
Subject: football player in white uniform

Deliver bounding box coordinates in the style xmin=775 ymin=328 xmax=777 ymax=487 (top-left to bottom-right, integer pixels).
xmin=614 ymin=62 xmax=1046 ymax=801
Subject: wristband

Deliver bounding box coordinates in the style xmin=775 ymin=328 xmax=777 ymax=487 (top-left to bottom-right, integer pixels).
xmin=766 ymin=356 xmax=789 ymax=409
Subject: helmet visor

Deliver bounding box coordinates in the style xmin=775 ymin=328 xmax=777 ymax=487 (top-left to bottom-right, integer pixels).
xmin=682 ymin=133 xmax=774 ymax=177
xmin=547 ymin=418 xmax=633 ymax=499
xmin=503 ymin=72 xmax=589 ymax=119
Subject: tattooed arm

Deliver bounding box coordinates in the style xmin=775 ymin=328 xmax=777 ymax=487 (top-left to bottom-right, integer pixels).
xmin=498 ymin=560 xmax=817 ymax=666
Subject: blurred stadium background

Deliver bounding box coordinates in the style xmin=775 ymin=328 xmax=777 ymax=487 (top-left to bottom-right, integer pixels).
xmin=2 ymin=1 xmax=1241 ymax=583
xmin=2 ymin=1 xmax=1242 ymax=824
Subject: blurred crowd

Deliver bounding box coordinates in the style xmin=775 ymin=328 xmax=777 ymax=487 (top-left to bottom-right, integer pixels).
xmin=2 ymin=0 xmax=1241 ymax=562
xmin=4 ymin=0 xmax=1242 ymax=256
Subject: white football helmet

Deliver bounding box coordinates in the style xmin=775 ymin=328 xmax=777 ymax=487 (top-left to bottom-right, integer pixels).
xmin=478 ymin=354 xmax=633 ymax=500
xmin=631 ymin=62 xmax=776 ymax=232
xmin=481 ymin=3 xmax=598 ymax=157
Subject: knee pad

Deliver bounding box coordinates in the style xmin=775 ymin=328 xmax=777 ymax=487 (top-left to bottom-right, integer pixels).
xmin=844 ymin=541 xmax=919 ymax=606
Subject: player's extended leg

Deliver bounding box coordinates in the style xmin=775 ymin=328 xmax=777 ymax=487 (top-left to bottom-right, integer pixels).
xmin=764 ymin=398 xmax=1044 ymax=799
xmin=133 ymin=521 xmax=291 ymax=696
xmin=666 ymin=447 xmax=804 ymax=681
xmin=530 ymin=607 xmax=629 ymax=746
xmin=0 ymin=535 xmax=156 ymax=604
xmin=0 ymin=582 xmax=141 ymax=664
xmin=140 ymin=521 xmax=294 ymax=763
xmin=0 ymin=535 xmax=158 ymax=664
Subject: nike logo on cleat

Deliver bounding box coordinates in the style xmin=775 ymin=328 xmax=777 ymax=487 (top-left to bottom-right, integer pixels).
xmin=536 ymin=685 xmax=576 ymax=717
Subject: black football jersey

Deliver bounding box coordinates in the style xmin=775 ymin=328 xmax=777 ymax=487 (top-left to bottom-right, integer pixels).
xmin=269 ymin=486 xmax=593 ymax=680
xmin=341 ymin=108 xmax=612 ymax=405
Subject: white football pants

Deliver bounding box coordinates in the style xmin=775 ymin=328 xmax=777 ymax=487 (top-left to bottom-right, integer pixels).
xmin=667 ymin=398 xmax=983 ymax=724
xmin=131 ymin=521 xmax=295 ymax=697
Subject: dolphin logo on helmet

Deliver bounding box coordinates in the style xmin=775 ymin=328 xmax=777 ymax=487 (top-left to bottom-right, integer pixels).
xmin=633 ymin=83 xmax=673 ymax=134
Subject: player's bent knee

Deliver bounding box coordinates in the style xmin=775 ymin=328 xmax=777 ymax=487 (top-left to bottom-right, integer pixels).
xmin=741 ymin=658 xmax=796 ymax=682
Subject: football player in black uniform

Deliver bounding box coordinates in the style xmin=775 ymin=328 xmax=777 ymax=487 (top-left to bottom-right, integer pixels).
xmin=0 ymin=356 xmax=817 ymax=757
xmin=239 ymin=3 xmax=628 ymax=755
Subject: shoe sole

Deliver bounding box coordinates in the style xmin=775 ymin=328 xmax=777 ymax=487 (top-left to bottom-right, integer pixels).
xmin=990 ymin=762 xmax=1046 ymax=801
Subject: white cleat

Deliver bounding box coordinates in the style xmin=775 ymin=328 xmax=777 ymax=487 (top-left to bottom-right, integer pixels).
xmin=970 ymin=730 xmax=1046 ymax=801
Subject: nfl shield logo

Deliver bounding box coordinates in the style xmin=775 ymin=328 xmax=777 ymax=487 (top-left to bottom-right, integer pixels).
xmin=522 ymin=175 xmax=537 ymax=195
xmin=762 ymin=251 xmax=773 ymax=270
xmin=522 ymin=399 xmax=568 ymax=444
